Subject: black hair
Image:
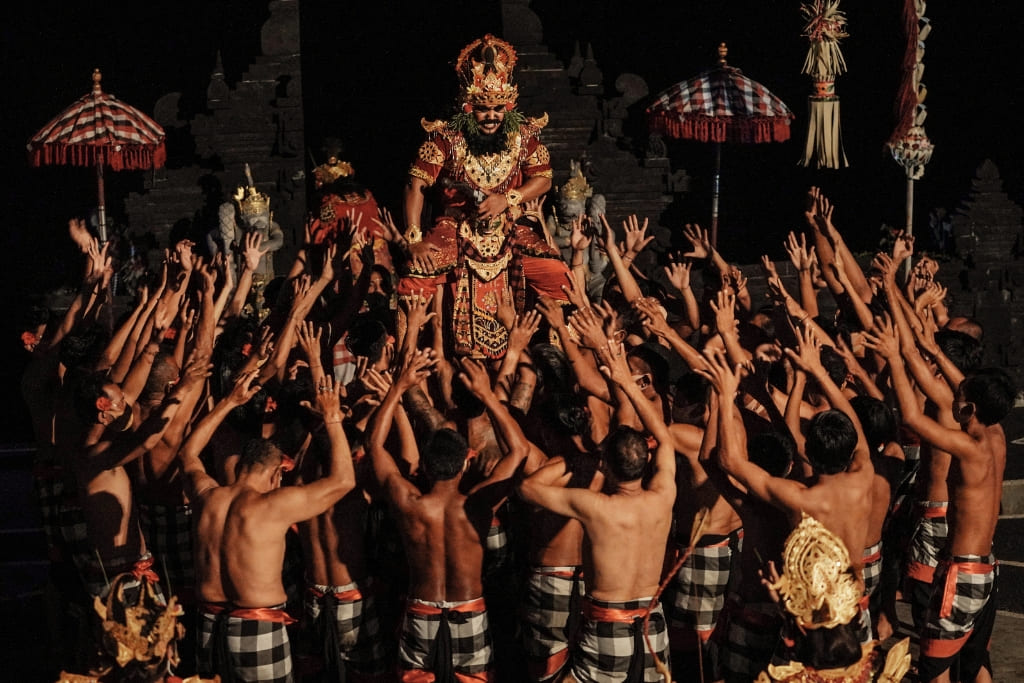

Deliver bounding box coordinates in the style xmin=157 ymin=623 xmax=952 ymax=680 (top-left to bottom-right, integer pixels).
xmin=421 ymin=428 xmax=469 ymax=481
xmin=238 ymin=438 xmax=284 ymax=472
xmin=961 ymin=368 xmax=1016 ymax=426
xmin=819 ymin=345 xmax=848 ymax=389
xmin=604 ymin=425 xmax=650 ymax=482
xmin=792 ymin=616 xmax=864 ymax=670
xmin=59 ymin=324 xmax=109 ymax=373
xmin=849 ymin=395 xmax=897 ymax=451
xmin=935 ymin=329 xmax=983 ymax=373
xmin=748 ymin=430 xmax=797 ymax=477
xmin=530 ymin=343 xmax=575 ymax=393
xmin=805 ymin=410 xmax=858 ymax=475
xmin=346 ymin=315 xmax=388 ymax=361
xmin=71 ymin=370 xmax=110 ymax=422
xmin=628 ymin=342 xmax=671 ymax=394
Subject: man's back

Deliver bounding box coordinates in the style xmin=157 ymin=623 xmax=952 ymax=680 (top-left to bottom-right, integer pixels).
xmin=394 ymin=482 xmax=488 ymax=602
xmin=222 ymin=486 xmax=292 ymax=608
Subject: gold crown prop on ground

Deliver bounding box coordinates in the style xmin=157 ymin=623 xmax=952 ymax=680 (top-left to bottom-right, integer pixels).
xmin=234 ymin=162 xmax=270 ymax=216
xmin=768 ymin=513 xmax=861 ymax=630
xmin=456 ymin=34 xmax=519 ymax=108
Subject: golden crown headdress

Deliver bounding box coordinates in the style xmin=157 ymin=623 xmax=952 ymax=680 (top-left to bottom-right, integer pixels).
xmin=456 ymin=34 xmax=519 ymax=108
xmin=313 ymin=155 xmax=355 ymax=186
xmin=768 ymin=513 xmax=861 ymax=630
xmin=234 ymin=163 xmax=271 ymax=217
xmin=559 ymin=160 xmax=594 ymax=202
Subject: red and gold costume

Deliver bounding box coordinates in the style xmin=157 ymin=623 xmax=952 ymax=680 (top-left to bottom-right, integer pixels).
xmin=399 ymin=34 xmax=565 ymax=359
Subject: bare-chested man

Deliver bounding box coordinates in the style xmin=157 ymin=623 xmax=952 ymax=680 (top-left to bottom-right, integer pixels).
xmin=179 ymin=371 xmax=356 ymax=683
xmin=700 ymin=326 xmax=875 ymax=622
xmin=368 ymin=351 xmax=530 ymax=682
xmin=519 ymin=339 xmax=676 ymax=682
xmin=866 ymin=320 xmax=1015 ymax=683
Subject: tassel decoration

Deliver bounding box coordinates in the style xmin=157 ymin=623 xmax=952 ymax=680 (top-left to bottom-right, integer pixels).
xmin=798 ymin=0 xmax=849 ymax=169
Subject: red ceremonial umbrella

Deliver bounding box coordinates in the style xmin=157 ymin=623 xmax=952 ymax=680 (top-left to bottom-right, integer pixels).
xmin=27 ymin=68 xmax=166 ymax=243
xmin=647 ymin=43 xmax=793 ymax=246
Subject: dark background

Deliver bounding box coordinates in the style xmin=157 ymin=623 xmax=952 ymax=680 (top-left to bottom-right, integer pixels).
xmin=3 ymin=0 xmax=1022 ymax=442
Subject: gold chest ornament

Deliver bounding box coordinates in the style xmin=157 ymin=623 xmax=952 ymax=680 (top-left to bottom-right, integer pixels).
xmin=456 ymin=134 xmax=522 ymax=190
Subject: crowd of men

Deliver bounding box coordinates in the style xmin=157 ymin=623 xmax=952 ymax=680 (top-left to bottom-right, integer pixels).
xmin=20 ymin=33 xmax=1015 ymax=683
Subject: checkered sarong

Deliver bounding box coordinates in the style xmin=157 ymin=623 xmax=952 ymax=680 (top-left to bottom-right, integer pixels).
xmin=572 ymin=597 xmax=669 ymax=683
xmin=304 ymin=579 xmax=390 ymax=677
xmin=31 ymin=460 xmax=69 ymax=553
xmin=199 ymin=602 xmax=296 ymax=683
xmin=713 ymin=596 xmax=783 ymax=683
xmin=856 ymin=540 xmax=884 ymax=642
xmin=138 ymin=502 xmax=194 ymax=601
xmin=668 ymin=529 xmax=742 ymax=638
xmin=399 ymin=597 xmax=493 ymax=679
xmin=520 ymin=566 xmax=585 ymax=681
xmin=920 ymin=555 xmax=997 ymax=660
xmin=906 ymin=501 xmax=949 ymax=583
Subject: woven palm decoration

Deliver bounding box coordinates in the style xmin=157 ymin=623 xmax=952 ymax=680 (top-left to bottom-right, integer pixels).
xmin=798 ymin=0 xmax=850 ymax=169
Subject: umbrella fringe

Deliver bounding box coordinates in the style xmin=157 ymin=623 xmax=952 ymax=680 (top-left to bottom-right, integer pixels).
xmin=29 ymin=142 xmax=166 ymax=172
xmin=648 ymin=113 xmax=791 ymax=144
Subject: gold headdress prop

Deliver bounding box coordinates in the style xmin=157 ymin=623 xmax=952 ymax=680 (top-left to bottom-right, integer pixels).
xmin=456 ymin=34 xmax=519 ymax=110
xmin=558 ymin=160 xmax=594 ymax=202
xmin=768 ymin=513 xmax=861 ymax=630
xmin=313 ymin=154 xmax=355 ymax=187
xmin=234 ymin=162 xmax=271 ymax=217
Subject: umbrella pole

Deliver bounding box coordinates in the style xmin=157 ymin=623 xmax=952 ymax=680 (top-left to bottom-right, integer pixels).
xmin=96 ymin=162 xmax=108 ymax=244
xmin=904 ymin=176 xmax=914 ymax=280
xmin=710 ymin=142 xmax=722 ymax=248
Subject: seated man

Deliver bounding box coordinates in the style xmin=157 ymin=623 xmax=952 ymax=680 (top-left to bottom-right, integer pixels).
xmin=398 ymin=178 xmax=569 ymax=360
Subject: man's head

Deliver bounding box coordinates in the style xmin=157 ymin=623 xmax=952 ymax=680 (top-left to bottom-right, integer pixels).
xmin=946 ymin=316 xmax=984 ymax=342
xmin=749 ymin=430 xmax=797 ymax=478
xmin=604 ymin=425 xmax=650 ymax=482
xmin=935 ymin=328 xmax=983 ymax=373
xmin=74 ymin=372 xmax=134 ymax=431
xmin=456 ymin=34 xmax=519 ymax=113
xmin=421 ymin=427 xmax=470 ymax=481
xmin=805 ymin=410 xmax=858 ymax=475
xmin=849 ymin=396 xmax=897 ymax=452
xmin=956 ymin=368 xmax=1016 ymax=427
xmin=237 ymin=438 xmax=286 ymax=487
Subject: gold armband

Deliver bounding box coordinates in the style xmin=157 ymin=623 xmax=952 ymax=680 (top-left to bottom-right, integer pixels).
xmin=505 ymin=189 xmax=523 ymax=207
xmin=404 ymin=224 xmax=423 ymax=245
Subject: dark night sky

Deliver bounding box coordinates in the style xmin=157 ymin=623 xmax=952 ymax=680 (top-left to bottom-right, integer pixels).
xmin=2 ymin=1 xmax=1022 ymax=439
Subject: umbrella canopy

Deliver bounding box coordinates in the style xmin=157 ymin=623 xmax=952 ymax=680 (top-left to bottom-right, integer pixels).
xmin=647 ymin=44 xmax=794 ymax=144
xmin=27 ymin=69 xmax=166 ymax=241
xmin=646 ymin=44 xmax=793 ymax=246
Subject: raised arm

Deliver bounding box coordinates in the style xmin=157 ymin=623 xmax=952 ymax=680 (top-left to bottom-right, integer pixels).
xmin=266 ymin=373 xmax=356 ymax=523
xmin=179 ymin=369 xmax=260 ymax=499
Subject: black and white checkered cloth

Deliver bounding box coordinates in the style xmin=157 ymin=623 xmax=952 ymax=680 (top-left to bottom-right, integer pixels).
xmin=399 ymin=597 xmax=493 ymax=679
xmin=571 ymin=597 xmax=669 ymax=683
xmin=713 ymin=596 xmax=783 ymax=683
xmin=199 ymin=603 xmax=296 ymax=683
xmin=921 ymin=555 xmax=997 ymax=658
xmin=304 ymin=579 xmax=390 ymax=677
xmin=668 ymin=530 xmax=742 ymax=638
xmin=138 ymin=502 xmax=194 ymax=600
xmin=906 ymin=501 xmax=949 ymax=582
xmin=520 ymin=566 xmax=585 ymax=682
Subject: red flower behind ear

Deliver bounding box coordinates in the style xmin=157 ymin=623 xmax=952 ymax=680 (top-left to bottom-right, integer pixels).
xmin=164 ymin=327 xmax=178 ymax=341
xmin=280 ymin=455 xmax=296 ymax=472
xmin=241 ymin=343 xmax=253 ymax=357
xmin=96 ymin=396 xmax=113 ymax=412
xmin=21 ymin=331 xmax=40 ymax=347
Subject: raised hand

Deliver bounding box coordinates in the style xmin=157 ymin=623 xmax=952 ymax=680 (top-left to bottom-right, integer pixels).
xmin=695 ymin=345 xmax=743 ymax=399
xmin=507 ymin=309 xmax=542 ymax=356
xmin=664 ymin=260 xmax=692 ymax=294
xmin=561 ymin=268 xmax=591 ymax=312
xmin=372 ymin=206 xmax=403 ymax=244
xmin=402 ymin=290 xmax=436 ymax=334
xmin=785 ymin=231 xmax=816 ymax=272
xmin=242 ymin=231 xmax=267 ymax=273
xmin=535 ymin=295 xmax=566 ymax=330
xmin=594 ymin=339 xmax=633 ymax=386
xmin=496 ymin=286 xmax=517 ymax=333
xmin=570 ymin=214 xmax=592 ymax=252
xmin=870 ymin=251 xmax=897 ymax=287
xmin=710 ymin=287 xmax=737 ymax=336
xmin=862 ymin=314 xmax=900 ymax=362
xmin=892 ymin=230 xmax=915 ymax=267
xmin=682 ymin=223 xmax=711 ymax=260
xmin=622 ymin=214 xmax=654 ymax=259
xmin=296 ymin=320 xmax=323 ymax=365
xmin=458 ymin=357 xmax=494 ymax=398
xmin=568 ymin=305 xmax=608 ymax=350
xmin=784 ymin=322 xmax=827 ymax=377
xmin=396 ymin=348 xmax=436 ymax=391
xmin=634 ymin=297 xmax=671 ymax=339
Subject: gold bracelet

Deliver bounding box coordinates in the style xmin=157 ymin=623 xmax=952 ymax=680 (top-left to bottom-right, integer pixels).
xmin=505 ymin=189 xmax=523 ymax=207
xmin=404 ymin=224 xmax=422 ymax=245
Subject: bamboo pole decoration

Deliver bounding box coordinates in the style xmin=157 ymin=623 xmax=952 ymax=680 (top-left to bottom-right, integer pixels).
xmin=887 ymin=0 xmax=934 ymax=265
xmin=798 ymin=0 xmax=849 ymax=169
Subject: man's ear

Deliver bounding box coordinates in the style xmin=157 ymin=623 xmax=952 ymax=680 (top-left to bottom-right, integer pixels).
xmin=96 ymin=410 xmax=112 ymax=426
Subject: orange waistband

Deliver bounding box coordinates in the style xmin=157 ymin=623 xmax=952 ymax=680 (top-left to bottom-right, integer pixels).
xmin=406 ymin=597 xmax=486 ymax=616
xmin=202 ymin=601 xmax=297 ymax=625
xmin=533 ymin=566 xmax=583 ymax=579
xmin=918 ymin=502 xmax=949 ymax=519
xmin=584 ymin=598 xmax=656 ymax=623
xmin=307 ymin=584 xmax=365 ymax=602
